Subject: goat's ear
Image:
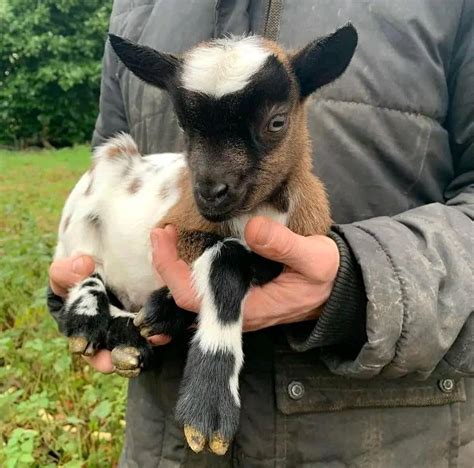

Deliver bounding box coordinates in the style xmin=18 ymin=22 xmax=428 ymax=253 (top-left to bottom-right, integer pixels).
xmin=108 ymin=34 xmax=180 ymax=89
xmin=290 ymin=24 xmax=358 ymax=98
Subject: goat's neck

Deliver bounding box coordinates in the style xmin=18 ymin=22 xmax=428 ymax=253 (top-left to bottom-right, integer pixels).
xmin=227 ymin=153 xmax=332 ymax=240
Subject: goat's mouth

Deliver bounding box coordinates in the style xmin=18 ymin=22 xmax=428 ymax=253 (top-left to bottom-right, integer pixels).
xmin=194 ymin=189 xmax=248 ymax=223
xmin=198 ymin=206 xmax=239 ymax=223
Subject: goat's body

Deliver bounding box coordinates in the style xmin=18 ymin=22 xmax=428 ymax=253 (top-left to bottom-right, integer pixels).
xmin=54 ymin=25 xmax=358 ymax=455
xmin=56 ymin=142 xmax=187 ymax=310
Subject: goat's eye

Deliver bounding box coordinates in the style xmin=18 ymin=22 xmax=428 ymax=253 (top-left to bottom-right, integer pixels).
xmin=267 ymin=114 xmax=287 ymax=133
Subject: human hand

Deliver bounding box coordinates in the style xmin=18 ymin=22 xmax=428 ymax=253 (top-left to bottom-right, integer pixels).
xmin=49 ymin=256 xmax=171 ymax=374
xmin=151 ymin=217 xmax=340 ymax=332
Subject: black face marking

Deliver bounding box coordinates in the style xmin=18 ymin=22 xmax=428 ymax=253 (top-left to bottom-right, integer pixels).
xmin=170 ymin=56 xmax=294 ymax=220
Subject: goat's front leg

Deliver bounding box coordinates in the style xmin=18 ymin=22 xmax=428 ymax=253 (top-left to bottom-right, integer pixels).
xmin=133 ymin=287 xmax=196 ymax=339
xmin=62 ymin=273 xmax=111 ymax=356
xmin=176 ymin=239 xmax=282 ymax=455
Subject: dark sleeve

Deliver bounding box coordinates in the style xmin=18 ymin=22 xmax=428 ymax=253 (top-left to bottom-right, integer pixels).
xmin=91 ymin=10 xmax=129 ymax=148
xmin=287 ymin=230 xmax=367 ymax=357
xmin=290 ymin=3 xmax=474 ymax=380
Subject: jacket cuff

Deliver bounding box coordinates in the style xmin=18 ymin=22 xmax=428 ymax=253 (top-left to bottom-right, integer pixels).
xmin=287 ymin=229 xmax=367 ymax=354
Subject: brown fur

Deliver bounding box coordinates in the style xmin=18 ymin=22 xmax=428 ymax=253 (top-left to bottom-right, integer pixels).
xmin=63 ymin=214 xmax=71 ymax=232
xmin=104 ymin=138 xmax=138 ymax=160
xmin=127 ymin=177 xmax=142 ymax=194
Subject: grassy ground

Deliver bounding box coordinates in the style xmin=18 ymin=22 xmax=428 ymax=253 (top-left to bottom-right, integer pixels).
xmin=0 ymin=147 xmax=127 ymax=467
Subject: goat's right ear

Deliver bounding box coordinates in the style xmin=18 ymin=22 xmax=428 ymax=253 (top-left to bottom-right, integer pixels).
xmin=108 ymin=34 xmax=180 ymax=89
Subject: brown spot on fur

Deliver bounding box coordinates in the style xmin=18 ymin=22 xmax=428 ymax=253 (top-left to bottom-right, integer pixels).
xmin=102 ymin=135 xmax=140 ymax=161
xmin=85 ymin=176 xmax=94 ymax=196
xmin=158 ymin=184 xmax=171 ymax=200
xmin=261 ymin=39 xmax=291 ymax=67
xmin=87 ymin=213 xmax=101 ymax=227
xmin=128 ymin=177 xmax=142 ymax=194
xmin=63 ymin=214 xmax=71 ymax=232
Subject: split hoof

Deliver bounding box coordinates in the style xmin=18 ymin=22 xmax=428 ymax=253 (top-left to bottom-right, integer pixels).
xmin=68 ymin=336 xmax=95 ymax=356
xmin=133 ymin=308 xmax=146 ymax=328
xmin=184 ymin=425 xmax=206 ymax=453
xmin=111 ymin=346 xmax=141 ymax=378
xmin=183 ymin=426 xmax=230 ymax=455
xmin=209 ymin=432 xmax=230 ymax=456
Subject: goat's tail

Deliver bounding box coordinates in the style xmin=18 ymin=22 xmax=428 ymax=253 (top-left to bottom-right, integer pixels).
xmin=93 ymin=132 xmax=141 ymax=165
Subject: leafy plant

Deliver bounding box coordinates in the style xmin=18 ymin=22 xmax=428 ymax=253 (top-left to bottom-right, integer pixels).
xmin=0 ymin=0 xmax=112 ymax=148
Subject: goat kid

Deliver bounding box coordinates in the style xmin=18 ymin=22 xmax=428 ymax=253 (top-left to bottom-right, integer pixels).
xmin=54 ymin=25 xmax=358 ymax=455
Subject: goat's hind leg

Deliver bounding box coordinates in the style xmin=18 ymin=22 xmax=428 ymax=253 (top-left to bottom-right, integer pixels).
xmin=61 ymin=273 xmax=110 ymax=356
xmin=176 ymin=239 xmax=282 ymax=455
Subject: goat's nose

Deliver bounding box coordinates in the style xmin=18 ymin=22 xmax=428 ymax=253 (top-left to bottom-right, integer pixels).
xmin=196 ymin=182 xmax=229 ymax=203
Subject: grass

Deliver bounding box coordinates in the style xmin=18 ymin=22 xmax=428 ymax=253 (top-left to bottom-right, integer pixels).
xmin=0 ymin=146 xmax=127 ymax=467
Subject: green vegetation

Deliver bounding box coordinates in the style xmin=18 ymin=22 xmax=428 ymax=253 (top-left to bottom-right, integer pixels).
xmin=0 ymin=147 xmax=126 ymax=467
xmin=0 ymin=0 xmax=112 ymax=148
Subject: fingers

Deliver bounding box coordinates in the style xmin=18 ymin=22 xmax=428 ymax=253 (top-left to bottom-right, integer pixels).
xmin=151 ymin=227 xmax=200 ymax=312
xmin=49 ymin=255 xmax=95 ymax=297
xmin=82 ymin=350 xmax=114 ymax=374
xmin=244 ymin=217 xmax=339 ymax=281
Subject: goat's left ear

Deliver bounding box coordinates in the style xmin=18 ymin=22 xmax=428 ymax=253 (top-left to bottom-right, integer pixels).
xmin=108 ymin=34 xmax=181 ymax=90
xmin=290 ymin=23 xmax=358 ymax=98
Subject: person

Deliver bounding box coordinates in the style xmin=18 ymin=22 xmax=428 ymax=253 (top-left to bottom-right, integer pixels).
xmin=48 ymin=1 xmax=474 ymax=466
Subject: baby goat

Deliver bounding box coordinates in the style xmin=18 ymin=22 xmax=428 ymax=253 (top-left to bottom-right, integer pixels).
xmin=54 ymin=25 xmax=358 ymax=455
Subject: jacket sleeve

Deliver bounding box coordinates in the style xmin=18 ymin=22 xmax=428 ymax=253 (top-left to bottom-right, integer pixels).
xmin=91 ymin=35 xmax=129 ymax=147
xmin=289 ymin=4 xmax=474 ymax=380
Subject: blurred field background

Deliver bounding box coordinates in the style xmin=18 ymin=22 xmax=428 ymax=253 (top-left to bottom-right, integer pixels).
xmin=0 ymin=0 xmax=129 ymax=466
xmin=0 ymin=148 xmax=127 ymax=466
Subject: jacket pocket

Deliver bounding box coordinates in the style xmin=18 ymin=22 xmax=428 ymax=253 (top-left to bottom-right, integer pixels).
xmin=274 ymin=352 xmax=467 ymax=415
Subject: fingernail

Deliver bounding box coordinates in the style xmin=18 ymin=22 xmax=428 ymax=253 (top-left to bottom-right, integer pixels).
xmin=254 ymin=220 xmax=272 ymax=246
xmin=72 ymin=256 xmax=87 ymax=273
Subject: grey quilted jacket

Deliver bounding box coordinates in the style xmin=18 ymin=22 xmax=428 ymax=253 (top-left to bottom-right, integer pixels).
xmin=89 ymin=0 xmax=474 ymax=466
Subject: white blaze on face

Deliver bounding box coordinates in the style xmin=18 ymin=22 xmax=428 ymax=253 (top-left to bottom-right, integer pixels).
xmin=181 ymin=36 xmax=271 ymax=98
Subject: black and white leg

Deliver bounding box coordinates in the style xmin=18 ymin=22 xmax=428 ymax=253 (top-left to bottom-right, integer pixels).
xmin=106 ymin=306 xmax=153 ymax=378
xmin=62 ymin=273 xmax=110 ymax=356
xmin=175 ymin=239 xmax=282 ymax=455
xmin=61 ymin=273 xmax=152 ymax=377
xmin=133 ymin=287 xmax=196 ymax=339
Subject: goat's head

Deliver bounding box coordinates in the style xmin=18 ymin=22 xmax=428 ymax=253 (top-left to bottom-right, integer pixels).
xmin=109 ymin=25 xmax=357 ymax=221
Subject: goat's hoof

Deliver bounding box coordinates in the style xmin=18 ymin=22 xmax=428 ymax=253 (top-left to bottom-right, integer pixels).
xmin=133 ymin=308 xmax=146 ymax=328
xmin=111 ymin=346 xmax=141 ymax=378
xmin=184 ymin=425 xmax=206 ymax=453
xmin=209 ymin=433 xmax=230 ymax=456
xmin=68 ymin=336 xmax=94 ymax=356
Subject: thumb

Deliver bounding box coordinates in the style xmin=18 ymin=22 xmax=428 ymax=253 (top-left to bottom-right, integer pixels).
xmin=49 ymin=255 xmax=95 ymax=297
xmin=244 ymin=216 xmax=336 ymax=280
